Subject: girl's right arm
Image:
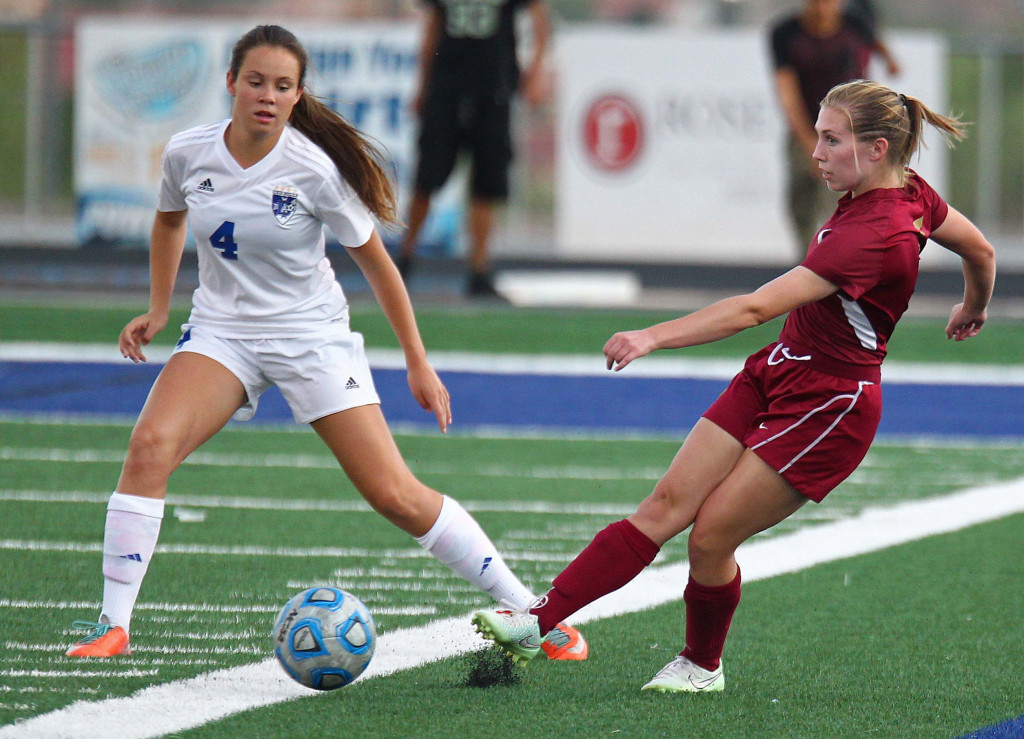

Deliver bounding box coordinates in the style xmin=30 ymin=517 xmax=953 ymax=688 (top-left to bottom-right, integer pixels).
xmin=930 ymin=206 xmax=997 ymax=341
xmin=604 ymin=266 xmax=838 ymax=371
xmin=120 ymin=209 xmax=189 ymax=363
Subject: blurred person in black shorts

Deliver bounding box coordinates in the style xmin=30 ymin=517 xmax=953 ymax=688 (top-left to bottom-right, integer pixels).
xmin=398 ymin=0 xmax=551 ymax=298
xmin=770 ymin=0 xmax=900 ymax=256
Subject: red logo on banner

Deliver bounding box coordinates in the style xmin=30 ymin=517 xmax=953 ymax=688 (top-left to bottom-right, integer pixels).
xmin=582 ymin=94 xmax=644 ymax=172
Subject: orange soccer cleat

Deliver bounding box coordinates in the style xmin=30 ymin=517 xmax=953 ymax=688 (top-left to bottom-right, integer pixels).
xmin=541 ymin=622 xmax=589 ymax=661
xmin=65 ymin=621 xmax=131 ymax=658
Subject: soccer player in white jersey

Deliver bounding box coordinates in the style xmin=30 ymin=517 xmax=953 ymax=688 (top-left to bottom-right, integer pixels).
xmin=65 ymin=24 xmax=586 ymax=662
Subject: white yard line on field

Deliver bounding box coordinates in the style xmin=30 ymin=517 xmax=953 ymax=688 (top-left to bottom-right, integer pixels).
xmin=5 ymin=414 xmax=1024 ymax=448
xmin=0 ymin=538 xmax=573 ymax=564
xmin=0 ymin=446 xmax=664 ymax=481
xmin=0 ymin=600 xmax=276 ymax=614
xmin=6 ymin=643 xmax=266 ymax=656
xmin=0 ymin=601 xmax=437 ymax=620
xmin=3 ymin=341 xmax=1024 ymax=385
xmin=0 ymin=489 xmax=639 ymax=516
xmin=3 ymin=477 xmax=1023 ymax=739
xmin=1 ymin=670 xmax=158 ymax=680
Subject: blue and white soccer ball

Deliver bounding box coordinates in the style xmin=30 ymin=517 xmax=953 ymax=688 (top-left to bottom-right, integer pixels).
xmin=272 ymin=587 xmax=376 ymax=691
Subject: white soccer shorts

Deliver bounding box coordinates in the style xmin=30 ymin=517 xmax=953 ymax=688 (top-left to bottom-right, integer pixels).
xmin=172 ymin=325 xmax=381 ymax=424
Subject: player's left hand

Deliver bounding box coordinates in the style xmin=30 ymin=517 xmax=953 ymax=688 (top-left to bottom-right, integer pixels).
xmin=408 ymin=361 xmax=452 ymax=433
xmin=945 ymin=302 xmax=987 ymax=341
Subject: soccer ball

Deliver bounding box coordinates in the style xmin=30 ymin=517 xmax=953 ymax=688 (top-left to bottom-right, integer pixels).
xmin=272 ymin=586 xmax=376 ymax=691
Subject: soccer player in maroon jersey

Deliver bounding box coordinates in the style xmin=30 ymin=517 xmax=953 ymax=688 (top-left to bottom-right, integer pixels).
xmin=472 ymin=79 xmax=996 ymax=692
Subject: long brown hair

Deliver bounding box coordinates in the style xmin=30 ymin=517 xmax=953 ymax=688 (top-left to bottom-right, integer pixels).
xmin=229 ymin=25 xmax=399 ymax=226
xmin=821 ymin=79 xmax=967 ymax=184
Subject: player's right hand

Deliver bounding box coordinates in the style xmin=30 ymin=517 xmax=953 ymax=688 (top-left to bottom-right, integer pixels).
xmin=604 ymin=329 xmax=657 ymax=371
xmin=119 ymin=312 xmax=168 ymax=363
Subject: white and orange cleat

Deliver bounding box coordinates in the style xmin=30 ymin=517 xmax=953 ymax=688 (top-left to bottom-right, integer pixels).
xmin=65 ymin=620 xmax=131 ymax=658
xmin=541 ymin=622 xmax=589 ymax=661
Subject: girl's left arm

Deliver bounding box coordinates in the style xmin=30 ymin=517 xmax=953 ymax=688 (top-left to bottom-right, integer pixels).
xmin=930 ymin=206 xmax=997 ymax=341
xmin=346 ymin=230 xmax=452 ymax=432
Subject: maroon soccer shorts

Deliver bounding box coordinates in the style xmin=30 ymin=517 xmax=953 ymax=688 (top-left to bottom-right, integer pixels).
xmin=702 ymin=343 xmax=883 ymax=502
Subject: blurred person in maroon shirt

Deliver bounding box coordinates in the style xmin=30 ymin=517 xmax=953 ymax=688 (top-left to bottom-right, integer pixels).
xmin=770 ymin=0 xmax=900 ymax=255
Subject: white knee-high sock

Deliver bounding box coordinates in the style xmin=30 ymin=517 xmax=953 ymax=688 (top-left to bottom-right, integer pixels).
xmin=415 ymin=495 xmax=533 ymax=610
xmin=100 ymin=492 xmax=164 ymax=634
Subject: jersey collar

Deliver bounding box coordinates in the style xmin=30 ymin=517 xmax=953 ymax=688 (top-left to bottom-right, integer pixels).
xmin=214 ymin=118 xmax=289 ymax=179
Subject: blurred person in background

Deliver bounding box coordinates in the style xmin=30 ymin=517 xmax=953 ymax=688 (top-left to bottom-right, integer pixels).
xmin=845 ymin=0 xmax=879 ymax=32
xmin=396 ymin=0 xmax=551 ymax=298
xmin=472 ymin=79 xmax=995 ymax=693
xmin=770 ymin=0 xmax=901 ymax=256
xmin=64 ymin=24 xmax=586 ymax=663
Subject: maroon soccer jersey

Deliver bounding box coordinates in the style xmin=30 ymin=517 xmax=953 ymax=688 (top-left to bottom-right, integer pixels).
xmin=780 ymin=172 xmax=949 ymax=374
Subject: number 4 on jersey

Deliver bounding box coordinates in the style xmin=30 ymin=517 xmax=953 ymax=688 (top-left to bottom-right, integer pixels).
xmin=210 ymin=220 xmax=238 ymax=260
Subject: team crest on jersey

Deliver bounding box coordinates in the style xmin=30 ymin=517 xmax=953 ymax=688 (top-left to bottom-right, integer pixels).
xmin=272 ymin=185 xmax=299 ymax=225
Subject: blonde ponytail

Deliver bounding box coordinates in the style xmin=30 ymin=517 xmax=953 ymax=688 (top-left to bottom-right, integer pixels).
xmin=822 ymin=79 xmax=968 ymax=179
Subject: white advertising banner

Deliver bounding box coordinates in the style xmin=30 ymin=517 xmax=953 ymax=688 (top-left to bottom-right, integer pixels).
xmin=74 ymin=18 xmax=462 ymax=249
xmin=555 ymin=28 xmax=949 ymax=266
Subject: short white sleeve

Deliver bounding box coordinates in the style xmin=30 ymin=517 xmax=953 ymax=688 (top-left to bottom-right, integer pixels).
xmin=314 ymin=170 xmax=375 ymax=247
xmin=157 ymin=146 xmax=187 ymax=213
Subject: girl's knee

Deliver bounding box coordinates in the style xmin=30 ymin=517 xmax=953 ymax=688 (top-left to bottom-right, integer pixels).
xmin=632 ymin=478 xmax=698 ymax=544
xmin=122 ymin=424 xmax=181 ymax=478
xmin=687 ymin=522 xmax=735 ymax=565
xmin=638 ymin=478 xmax=682 ymax=519
xmin=362 ymin=477 xmax=434 ymax=532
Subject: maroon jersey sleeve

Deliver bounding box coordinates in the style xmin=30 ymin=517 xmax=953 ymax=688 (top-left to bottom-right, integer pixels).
xmin=801 ymin=224 xmax=885 ymax=301
xmin=915 ymin=175 xmax=950 ymax=241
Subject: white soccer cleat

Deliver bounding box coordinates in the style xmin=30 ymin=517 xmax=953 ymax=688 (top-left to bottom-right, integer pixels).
xmin=641 ymin=655 xmax=725 ymax=693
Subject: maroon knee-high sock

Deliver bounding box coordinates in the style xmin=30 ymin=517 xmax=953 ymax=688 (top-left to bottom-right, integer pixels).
xmin=680 ymin=567 xmax=742 ymax=671
xmin=530 ymin=519 xmax=659 ymax=635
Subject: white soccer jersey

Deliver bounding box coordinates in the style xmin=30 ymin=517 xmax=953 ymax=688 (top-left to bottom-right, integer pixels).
xmin=158 ymin=119 xmax=375 ymax=338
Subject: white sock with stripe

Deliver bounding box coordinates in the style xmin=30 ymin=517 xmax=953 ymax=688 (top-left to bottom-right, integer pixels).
xmin=415 ymin=495 xmax=533 ymax=610
xmin=100 ymin=492 xmax=164 ymax=634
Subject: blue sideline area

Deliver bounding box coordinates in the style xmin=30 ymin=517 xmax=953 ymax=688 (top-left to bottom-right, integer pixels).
xmin=962 ymin=716 xmax=1024 ymax=739
xmin=1 ymin=360 xmax=1023 ymax=438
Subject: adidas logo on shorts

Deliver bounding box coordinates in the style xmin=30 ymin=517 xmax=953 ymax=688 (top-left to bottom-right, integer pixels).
xmin=345 ymin=377 xmax=360 ymax=390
